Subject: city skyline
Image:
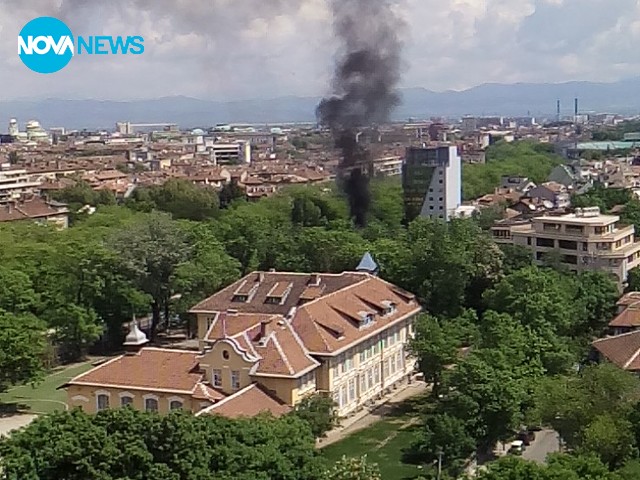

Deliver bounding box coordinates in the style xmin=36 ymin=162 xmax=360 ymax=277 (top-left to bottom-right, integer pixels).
xmin=1 ymin=0 xmax=640 ymax=101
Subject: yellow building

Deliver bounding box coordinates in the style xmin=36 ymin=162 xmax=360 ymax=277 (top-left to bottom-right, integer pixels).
xmin=65 ymin=262 xmax=422 ymax=418
xmin=491 ymin=207 xmax=640 ymax=289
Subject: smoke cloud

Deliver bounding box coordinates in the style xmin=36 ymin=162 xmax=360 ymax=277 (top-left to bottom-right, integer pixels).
xmin=316 ymin=0 xmax=404 ymax=228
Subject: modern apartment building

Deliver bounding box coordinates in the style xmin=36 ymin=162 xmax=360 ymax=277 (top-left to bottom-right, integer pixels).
xmin=0 ymin=169 xmax=41 ymax=202
xmin=65 ymin=265 xmax=422 ymax=419
xmin=403 ymin=145 xmax=462 ymax=222
xmin=491 ymin=207 xmax=640 ymax=288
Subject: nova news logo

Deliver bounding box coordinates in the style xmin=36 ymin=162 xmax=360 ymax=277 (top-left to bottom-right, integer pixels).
xmin=18 ymin=16 xmax=144 ymax=74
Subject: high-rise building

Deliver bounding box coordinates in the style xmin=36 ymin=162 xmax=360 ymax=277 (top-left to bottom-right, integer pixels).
xmin=402 ymin=145 xmax=462 ymax=223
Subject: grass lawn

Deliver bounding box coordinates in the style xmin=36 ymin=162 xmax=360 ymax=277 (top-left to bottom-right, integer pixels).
xmin=322 ymin=396 xmax=427 ymax=480
xmin=0 ymin=362 xmax=95 ymax=414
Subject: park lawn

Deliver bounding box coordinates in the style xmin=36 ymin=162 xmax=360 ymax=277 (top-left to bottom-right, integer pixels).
xmin=322 ymin=414 xmax=425 ymax=480
xmin=0 ymin=362 xmax=95 ymax=414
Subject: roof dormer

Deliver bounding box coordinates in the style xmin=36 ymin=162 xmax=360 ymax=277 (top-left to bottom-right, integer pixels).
xmin=381 ymin=300 xmax=397 ymax=316
xmin=265 ymin=282 xmax=293 ymax=305
xmin=358 ymin=311 xmax=376 ymax=329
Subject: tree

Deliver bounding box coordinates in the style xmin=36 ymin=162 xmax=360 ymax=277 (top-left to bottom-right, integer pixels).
xmin=0 ymin=311 xmax=46 ymax=394
xmin=0 ymin=266 xmax=40 ymax=313
xmin=407 ymin=413 xmax=476 ymax=476
xmin=110 ymin=213 xmax=193 ymax=339
xmin=532 ymin=364 xmax=640 ymax=448
xmin=410 ymin=315 xmax=459 ymax=397
xmin=573 ymin=272 xmax=618 ymax=336
xmin=326 ymin=456 xmax=382 ymax=480
xmin=291 ymin=394 xmax=338 ymax=439
xmin=129 ymin=179 xmax=220 ymax=221
xmin=578 ymin=415 xmax=637 ymax=468
xmin=0 ymin=409 xmax=326 ymax=480
xmin=46 ymin=303 xmax=103 ymax=362
xmin=443 ymin=352 xmax=530 ymax=453
xmin=218 ymin=179 xmax=245 ymax=209
xmin=499 ymin=245 xmax=533 ymax=274
xmin=476 ymin=454 xmax=615 ymax=480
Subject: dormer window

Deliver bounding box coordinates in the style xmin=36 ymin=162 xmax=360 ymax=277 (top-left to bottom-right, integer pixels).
xmin=232 ymin=294 xmax=248 ymax=302
xmin=359 ymin=311 xmax=375 ymax=328
xmin=265 ymin=282 xmax=292 ymax=305
xmin=381 ymin=300 xmax=397 ymax=316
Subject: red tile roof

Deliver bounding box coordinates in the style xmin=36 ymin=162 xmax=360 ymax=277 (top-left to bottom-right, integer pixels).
xmin=67 ymin=348 xmax=205 ymax=394
xmin=593 ymin=331 xmax=640 ymax=371
xmin=196 ymin=383 xmax=292 ymax=418
xmin=609 ymin=307 xmax=640 ymax=328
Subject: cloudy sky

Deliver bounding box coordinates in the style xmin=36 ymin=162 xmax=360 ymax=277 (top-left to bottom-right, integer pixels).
xmin=0 ymin=0 xmax=638 ymax=101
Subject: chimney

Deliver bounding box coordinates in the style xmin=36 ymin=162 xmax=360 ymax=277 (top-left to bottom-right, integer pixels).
xmin=309 ymin=273 xmax=321 ymax=286
xmin=258 ymin=272 xmax=265 ymax=283
xmin=260 ymin=319 xmax=273 ymax=339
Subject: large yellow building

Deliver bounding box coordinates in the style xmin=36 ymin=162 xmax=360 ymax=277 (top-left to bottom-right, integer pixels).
xmin=65 ymin=265 xmax=422 ymax=418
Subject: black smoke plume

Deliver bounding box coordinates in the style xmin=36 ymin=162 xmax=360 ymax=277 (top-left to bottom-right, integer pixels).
xmin=316 ymin=0 xmax=403 ymax=227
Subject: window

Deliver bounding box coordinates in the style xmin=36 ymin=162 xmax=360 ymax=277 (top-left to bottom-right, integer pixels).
xmin=232 ymin=294 xmax=248 ymax=302
xmin=339 ymin=385 xmax=346 ymax=408
xmin=367 ymin=368 xmax=374 ymax=390
xmin=97 ymin=394 xmax=109 ymax=411
xmin=558 ymin=240 xmax=577 ymax=250
xmin=120 ymin=396 xmax=133 ymax=407
xmin=360 ymin=374 xmax=366 ymax=394
xmin=213 ymin=369 xmax=222 ymax=387
xmin=536 ymin=238 xmax=555 ymax=248
xmin=145 ymin=398 xmax=158 ymax=412
xmin=222 ymin=350 xmax=230 ymax=360
xmin=170 ymin=400 xmax=183 ymax=410
xmin=374 ymin=365 xmax=380 ymax=385
xmin=231 ymin=370 xmax=240 ymax=390
xmin=582 ymin=242 xmax=588 ymax=252
xmin=348 ymin=378 xmax=356 ymax=402
xmin=383 ymin=359 xmax=390 ymax=378
xmin=345 ymin=356 xmax=353 ymax=372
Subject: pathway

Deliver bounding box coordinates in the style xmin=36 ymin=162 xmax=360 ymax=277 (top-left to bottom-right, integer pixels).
xmin=319 ymin=381 xmax=428 ymax=447
xmin=0 ymin=414 xmax=37 ymax=438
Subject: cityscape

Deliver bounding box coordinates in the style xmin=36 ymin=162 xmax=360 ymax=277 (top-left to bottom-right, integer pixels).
xmin=3 ymin=2 xmax=640 ymax=480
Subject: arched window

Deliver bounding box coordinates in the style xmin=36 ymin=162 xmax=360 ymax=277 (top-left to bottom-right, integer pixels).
xmin=145 ymin=397 xmax=159 ymax=412
xmin=169 ymin=400 xmax=183 ymax=410
xmin=97 ymin=393 xmax=109 ymax=411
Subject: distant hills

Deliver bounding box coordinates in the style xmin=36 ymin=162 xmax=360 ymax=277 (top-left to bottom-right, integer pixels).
xmin=1 ymin=78 xmax=639 ymax=130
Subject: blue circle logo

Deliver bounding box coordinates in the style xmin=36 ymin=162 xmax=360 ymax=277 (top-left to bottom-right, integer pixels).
xmin=18 ymin=17 xmax=74 ymax=74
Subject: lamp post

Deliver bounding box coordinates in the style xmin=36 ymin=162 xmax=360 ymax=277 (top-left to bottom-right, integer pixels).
xmin=436 ymin=449 xmax=444 ymax=480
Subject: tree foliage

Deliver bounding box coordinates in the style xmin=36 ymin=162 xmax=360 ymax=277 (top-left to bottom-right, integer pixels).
xmin=0 ymin=409 xmax=326 ymax=480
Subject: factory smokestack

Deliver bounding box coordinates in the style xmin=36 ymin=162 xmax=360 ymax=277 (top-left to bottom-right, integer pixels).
xmin=316 ymin=0 xmax=404 ymax=228
xmin=574 ymin=97 xmax=579 ymax=117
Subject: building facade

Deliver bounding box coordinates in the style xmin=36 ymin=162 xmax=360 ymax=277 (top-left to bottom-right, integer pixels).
xmin=491 ymin=207 xmax=640 ymax=288
xmin=65 ymin=267 xmax=422 ymax=419
xmin=0 ymin=169 xmax=41 ymax=202
xmin=403 ymin=145 xmax=462 ymax=223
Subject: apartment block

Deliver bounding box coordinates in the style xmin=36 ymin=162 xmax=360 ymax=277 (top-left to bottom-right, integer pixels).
xmin=491 ymin=207 xmax=640 ymax=288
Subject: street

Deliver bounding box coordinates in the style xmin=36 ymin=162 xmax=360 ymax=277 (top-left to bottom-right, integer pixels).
xmin=522 ymin=429 xmax=560 ymax=464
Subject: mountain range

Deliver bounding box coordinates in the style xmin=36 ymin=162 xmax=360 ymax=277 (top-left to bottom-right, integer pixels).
xmin=1 ymin=78 xmax=639 ymax=130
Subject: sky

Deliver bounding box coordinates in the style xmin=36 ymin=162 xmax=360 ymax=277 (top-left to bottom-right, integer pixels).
xmin=0 ymin=0 xmax=639 ymax=101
